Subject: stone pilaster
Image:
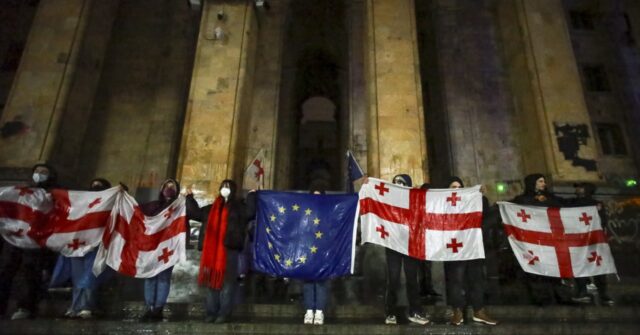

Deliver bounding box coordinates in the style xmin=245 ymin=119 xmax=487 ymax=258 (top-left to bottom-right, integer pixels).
xmin=177 ymin=0 xmax=257 ymax=202
xmin=364 ymin=0 xmax=428 ymax=184
xmin=0 ymin=0 xmax=91 ymax=168
xmin=498 ymin=0 xmax=601 ymax=182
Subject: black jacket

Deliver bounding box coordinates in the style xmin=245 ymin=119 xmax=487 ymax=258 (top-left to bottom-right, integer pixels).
xmin=511 ymin=174 xmax=564 ymax=207
xmin=196 ymin=192 xmax=256 ymax=251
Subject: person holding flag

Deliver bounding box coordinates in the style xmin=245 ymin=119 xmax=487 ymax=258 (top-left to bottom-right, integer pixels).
xmin=443 ymin=177 xmax=497 ymax=326
xmin=196 ymin=179 xmax=255 ymax=324
xmin=138 ymin=178 xmax=199 ymax=321
xmin=56 ymin=178 xmax=114 ymax=319
xmin=0 ymin=163 xmax=58 ymax=320
xmin=381 ymin=174 xmax=430 ymax=326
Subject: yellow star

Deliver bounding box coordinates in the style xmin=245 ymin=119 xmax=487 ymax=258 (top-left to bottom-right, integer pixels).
xmin=266 ymin=227 xmax=271 ymax=234
xmin=292 ymin=204 xmax=300 ymax=211
xmin=270 ymin=214 xmax=276 ymax=222
xmin=285 ymin=259 xmax=293 ymax=267
xmin=278 ymin=206 xmax=286 ymax=214
xmin=313 ymin=217 xmax=320 ymax=225
xmin=268 ymin=242 xmax=273 ymax=249
xmin=298 ymin=256 xmax=307 ymax=264
xmin=305 ymin=208 xmax=312 ymax=215
xmin=315 ymin=231 xmax=323 ymax=239
xmin=274 ymin=254 xmax=281 ymax=261
xmin=310 ymin=246 xmax=318 ymax=253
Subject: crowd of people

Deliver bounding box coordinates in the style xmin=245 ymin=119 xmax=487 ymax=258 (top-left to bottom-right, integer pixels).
xmin=0 ymin=164 xmax=615 ymax=327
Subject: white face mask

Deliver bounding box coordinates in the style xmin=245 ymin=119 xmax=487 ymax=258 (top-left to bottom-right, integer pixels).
xmin=32 ymin=173 xmax=48 ymax=184
xmin=220 ymin=187 xmax=231 ymax=198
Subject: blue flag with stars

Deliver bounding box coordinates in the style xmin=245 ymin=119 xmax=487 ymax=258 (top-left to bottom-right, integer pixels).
xmin=253 ymin=191 xmax=359 ymax=280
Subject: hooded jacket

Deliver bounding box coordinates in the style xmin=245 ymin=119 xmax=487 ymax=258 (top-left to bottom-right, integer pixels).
xmin=511 ymin=174 xmax=563 ymax=207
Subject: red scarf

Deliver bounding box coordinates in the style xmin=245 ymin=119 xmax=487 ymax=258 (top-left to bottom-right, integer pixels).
xmin=198 ymin=197 xmax=228 ymax=289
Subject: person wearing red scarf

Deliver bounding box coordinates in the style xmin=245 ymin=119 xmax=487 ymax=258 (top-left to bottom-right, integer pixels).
xmin=196 ymin=180 xmax=255 ymax=323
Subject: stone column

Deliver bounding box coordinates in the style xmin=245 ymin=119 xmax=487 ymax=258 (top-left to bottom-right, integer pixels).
xmin=364 ymin=0 xmax=428 ymax=184
xmin=0 ymin=0 xmax=92 ymax=168
xmin=498 ymin=0 xmax=601 ymax=182
xmin=177 ymin=0 xmax=257 ymax=202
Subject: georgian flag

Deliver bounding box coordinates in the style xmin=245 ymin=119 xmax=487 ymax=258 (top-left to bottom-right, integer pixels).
xmin=243 ymin=149 xmax=266 ymax=190
xmin=359 ymin=178 xmax=484 ymax=261
xmin=93 ymin=192 xmax=187 ymax=278
xmin=45 ymin=187 xmax=119 ymax=257
xmin=498 ymin=202 xmax=617 ymax=278
xmin=0 ymin=186 xmax=53 ymax=249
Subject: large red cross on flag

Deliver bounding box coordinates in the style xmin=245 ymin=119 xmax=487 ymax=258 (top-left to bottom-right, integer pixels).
xmin=359 ymin=178 xmax=484 ymax=261
xmin=93 ymin=192 xmax=187 ymax=278
xmin=0 ymin=186 xmax=53 ymax=249
xmin=498 ymin=202 xmax=617 ymax=278
xmin=45 ymin=187 xmax=118 ymax=257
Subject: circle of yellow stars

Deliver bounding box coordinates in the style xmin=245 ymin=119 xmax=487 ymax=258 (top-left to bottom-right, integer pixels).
xmin=265 ymin=201 xmax=324 ymax=268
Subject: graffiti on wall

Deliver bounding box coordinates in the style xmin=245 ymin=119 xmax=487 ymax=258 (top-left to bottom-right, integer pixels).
xmin=604 ymin=196 xmax=640 ymax=248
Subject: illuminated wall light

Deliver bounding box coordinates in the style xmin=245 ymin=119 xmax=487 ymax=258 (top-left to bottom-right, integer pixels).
xmin=496 ymin=182 xmax=507 ymax=194
xmin=625 ymin=179 xmax=638 ymax=187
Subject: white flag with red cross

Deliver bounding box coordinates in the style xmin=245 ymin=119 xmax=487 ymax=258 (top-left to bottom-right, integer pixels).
xmin=498 ymin=202 xmax=617 ymax=278
xmin=243 ymin=149 xmax=265 ymax=190
xmin=93 ymin=192 xmax=187 ymax=278
xmin=45 ymin=187 xmax=119 ymax=257
xmin=359 ymin=178 xmax=485 ymax=261
xmin=0 ymin=186 xmax=53 ymax=249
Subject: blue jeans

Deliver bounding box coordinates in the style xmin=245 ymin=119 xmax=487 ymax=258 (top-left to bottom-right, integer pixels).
xmin=70 ymin=253 xmax=96 ymax=313
xmin=303 ymin=281 xmax=328 ymax=311
xmin=205 ymin=249 xmax=239 ymax=318
xmin=144 ymin=267 xmax=173 ymax=310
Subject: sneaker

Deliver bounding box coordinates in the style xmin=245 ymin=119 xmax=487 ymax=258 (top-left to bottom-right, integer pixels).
xmin=407 ymin=312 xmax=430 ymax=325
xmin=304 ymin=310 xmax=314 ymax=324
xmin=77 ymin=310 xmax=92 ymax=319
xmin=313 ymin=310 xmax=324 ymax=325
xmin=571 ymin=295 xmax=591 ymax=304
xmin=601 ymin=296 xmax=615 ymax=306
xmin=586 ymin=283 xmax=597 ymax=291
xmin=64 ymin=309 xmax=75 ymax=318
xmin=385 ymin=314 xmax=397 ymax=325
xmin=450 ymin=308 xmax=464 ymax=326
xmin=472 ymin=308 xmax=498 ymax=326
xmin=11 ymin=308 xmax=31 ymax=320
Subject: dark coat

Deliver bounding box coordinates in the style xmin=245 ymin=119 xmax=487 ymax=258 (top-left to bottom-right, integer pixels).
xmin=196 ymin=192 xmax=256 ymax=252
xmin=511 ymin=174 xmax=564 ymax=207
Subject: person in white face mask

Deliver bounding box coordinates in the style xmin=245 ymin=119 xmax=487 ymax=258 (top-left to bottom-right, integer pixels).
xmin=194 ymin=179 xmax=256 ymax=323
xmin=1 ymin=163 xmax=58 ymax=320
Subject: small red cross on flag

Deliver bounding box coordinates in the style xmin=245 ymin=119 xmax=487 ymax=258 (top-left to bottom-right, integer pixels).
xmin=88 ymin=198 xmax=102 ymax=209
xmin=67 ymin=238 xmax=86 ymax=250
xmin=588 ymin=251 xmax=602 ymax=266
xmin=517 ymin=209 xmax=531 ymax=223
xmin=579 ymin=212 xmax=593 ymax=226
xmin=158 ymin=247 xmax=174 ymax=264
xmin=446 ymin=238 xmax=463 ymax=253
xmin=376 ymin=225 xmax=389 ymax=239
xmin=374 ymin=183 xmax=389 ymax=196
xmin=525 ymin=250 xmax=540 ymax=265
xmin=446 ymin=192 xmax=461 ymax=206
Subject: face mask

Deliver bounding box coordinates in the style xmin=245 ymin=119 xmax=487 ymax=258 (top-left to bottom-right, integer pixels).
xmin=32 ymin=173 xmax=48 ymax=184
xmin=162 ymin=188 xmax=177 ymax=199
xmin=220 ymin=187 xmax=231 ymax=198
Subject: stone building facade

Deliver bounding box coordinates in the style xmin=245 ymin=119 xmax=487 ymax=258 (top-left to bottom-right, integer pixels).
xmin=0 ymin=0 xmax=638 ymax=203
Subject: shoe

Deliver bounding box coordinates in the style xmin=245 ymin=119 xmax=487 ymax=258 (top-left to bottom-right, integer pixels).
xmin=11 ymin=309 xmax=31 ymax=320
xmin=472 ymin=308 xmax=498 ymax=326
xmin=304 ymin=310 xmax=314 ymax=324
xmin=214 ymin=316 xmax=227 ymax=324
xmin=153 ymin=308 xmax=164 ymax=321
xmin=77 ymin=310 xmax=92 ymax=319
xmin=601 ymin=296 xmax=615 ymax=306
xmin=407 ymin=312 xmax=430 ymax=325
xmin=313 ymin=310 xmax=324 ymax=325
xmin=586 ymin=283 xmax=597 ymax=291
xmin=385 ymin=314 xmax=397 ymax=325
xmin=64 ymin=309 xmax=75 ymax=318
xmin=450 ymin=308 xmax=464 ymax=326
xmin=140 ymin=309 xmax=154 ymax=322
xmin=571 ymin=295 xmax=591 ymax=304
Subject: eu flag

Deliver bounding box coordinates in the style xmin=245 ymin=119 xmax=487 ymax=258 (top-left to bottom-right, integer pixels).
xmin=253 ymin=191 xmax=359 ymax=280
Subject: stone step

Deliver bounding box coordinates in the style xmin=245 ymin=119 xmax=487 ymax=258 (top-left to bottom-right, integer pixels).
xmin=0 ymin=318 xmax=638 ymax=335
xmin=30 ymin=301 xmax=640 ymax=322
